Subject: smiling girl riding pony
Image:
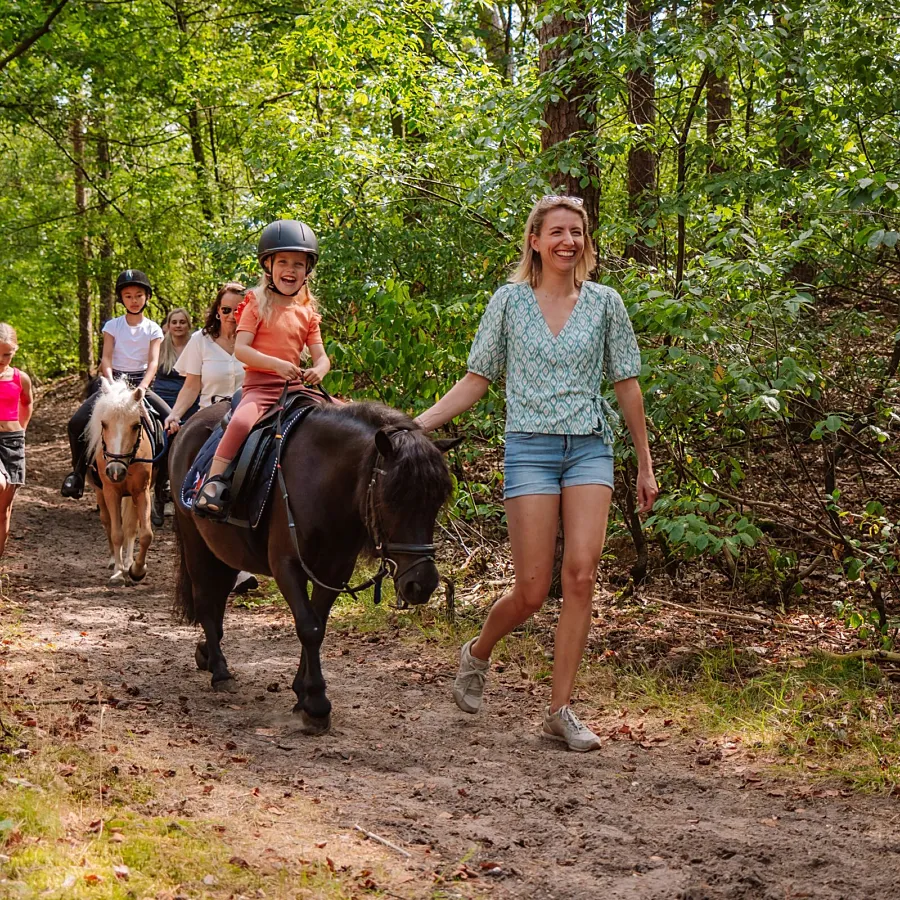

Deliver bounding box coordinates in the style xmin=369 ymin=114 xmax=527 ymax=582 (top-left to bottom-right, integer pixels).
xmin=194 ymin=220 xmax=331 ymax=519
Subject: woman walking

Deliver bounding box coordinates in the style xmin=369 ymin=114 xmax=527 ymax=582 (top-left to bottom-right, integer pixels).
xmin=416 ymin=195 xmax=658 ymax=751
xmin=0 ymin=323 xmax=33 ymax=558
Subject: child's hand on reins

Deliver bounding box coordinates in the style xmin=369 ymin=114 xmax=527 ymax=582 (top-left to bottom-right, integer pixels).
xmin=165 ymin=414 xmax=181 ymax=435
xmin=301 ymin=367 xmax=323 ymax=385
xmin=273 ymin=359 xmax=301 ymax=381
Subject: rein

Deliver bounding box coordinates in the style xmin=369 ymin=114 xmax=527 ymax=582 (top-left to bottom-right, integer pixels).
xmin=273 ymin=383 xmax=435 ymax=608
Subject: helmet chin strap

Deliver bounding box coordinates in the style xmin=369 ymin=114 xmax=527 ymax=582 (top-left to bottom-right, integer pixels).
xmin=264 ymin=263 xmax=307 ymax=298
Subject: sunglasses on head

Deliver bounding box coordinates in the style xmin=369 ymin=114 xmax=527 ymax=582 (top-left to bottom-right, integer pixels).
xmin=540 ymin=194 xmax=584 ymax=206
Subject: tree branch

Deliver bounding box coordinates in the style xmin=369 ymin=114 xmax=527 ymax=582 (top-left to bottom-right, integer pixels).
xmin=0 ymin=0 xmax=72 ymax=74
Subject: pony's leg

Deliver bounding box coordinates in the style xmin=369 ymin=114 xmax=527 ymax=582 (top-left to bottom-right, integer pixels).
xmin=128 ymin=488 xmax=153 ymax=583
xmin=195 ymin=576 xmax=238 ymax=692
xmin=121 ymin=497 xmax=136 ymax=572
xmin=103 ymin=486 xmax=127 ymax=585
xmin=95 ymin=487 xmax=115 ymax=568
xmin=278 ymin=561 xmax=337 ymax=734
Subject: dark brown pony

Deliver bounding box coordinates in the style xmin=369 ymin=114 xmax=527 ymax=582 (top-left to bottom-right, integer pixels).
xmin=169 ymin=399 xmax=458 ymax=734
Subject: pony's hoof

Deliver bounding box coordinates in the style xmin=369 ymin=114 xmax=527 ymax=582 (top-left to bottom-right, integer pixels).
xmin=108 ymin=571 xmax=127 ymax=587
xmin=295 ymin=707 xmax=331 ymax=736
xmin=128 ymin=565 xmax=146 ymax=583
xmin=194 ymin=644 xmax=209 ymax=671
xmin=212 ymin=678 xmax=238 ymax=694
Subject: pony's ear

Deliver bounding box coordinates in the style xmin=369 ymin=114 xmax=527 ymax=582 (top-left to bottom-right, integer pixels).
xmin=99 ymin=377 xmax=112 ymax=394
xmin=432 ymin=436 xmax=463 ymax=454
xmin=132 ymin=387 xmax=145 ymax=404
xmin=374 ymin=428 xmax=395 ymax=459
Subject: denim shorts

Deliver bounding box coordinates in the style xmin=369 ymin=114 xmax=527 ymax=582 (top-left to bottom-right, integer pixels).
xmin=503 ymin=432 xmax=614 ymax=500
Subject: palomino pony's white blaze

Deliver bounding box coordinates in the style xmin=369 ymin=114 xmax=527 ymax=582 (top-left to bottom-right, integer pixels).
xmin=87 ymin=377 xmax=155 ymax=585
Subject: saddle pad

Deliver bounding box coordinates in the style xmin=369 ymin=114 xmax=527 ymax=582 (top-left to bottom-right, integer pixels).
xmin=180 ymin=398 xmax=319 ymax=529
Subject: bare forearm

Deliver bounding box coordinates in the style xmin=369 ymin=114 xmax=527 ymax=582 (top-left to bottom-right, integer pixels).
xmin=235 ymin=343 xmax=282 ymax=372
xmin=170 ymin=379 xmax=201 ymax=421
xmin=614 ymin=378 xmax=653 ymax=469
xmin=415 ymin=372 xmax=490 ymax=432
xmin=18 ymin=399 xmax=32 ymax=430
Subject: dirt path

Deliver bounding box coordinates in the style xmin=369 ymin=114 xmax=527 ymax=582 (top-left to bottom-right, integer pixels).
xmin=3 ymin=384 xmax=900 ymax=899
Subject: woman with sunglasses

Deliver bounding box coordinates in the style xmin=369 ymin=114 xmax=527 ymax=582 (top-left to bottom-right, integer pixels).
xmin=164 ymin=284 xmax=246 ymax=432
xmin=416 ymin=194 xmax=658 ymax=752
xmin=164 ymin=283 xmax=257 ymax=593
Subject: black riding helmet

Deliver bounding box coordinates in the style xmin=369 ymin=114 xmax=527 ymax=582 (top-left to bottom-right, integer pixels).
xmin=115 ymin=269 xmax=153 ymax=302
xmin=257 ymin=220 xmax=319 ymax=272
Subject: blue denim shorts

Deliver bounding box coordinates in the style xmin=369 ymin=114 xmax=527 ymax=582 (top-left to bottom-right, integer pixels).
xmin=503 ymin=432 xmax=614 ymax=500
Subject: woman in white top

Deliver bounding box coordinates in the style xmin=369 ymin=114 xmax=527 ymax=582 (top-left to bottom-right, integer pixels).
xmin=164 ymin=283 xmax=245 ymax=432
xmin=164 ymin=283 xmax=256 ymax=593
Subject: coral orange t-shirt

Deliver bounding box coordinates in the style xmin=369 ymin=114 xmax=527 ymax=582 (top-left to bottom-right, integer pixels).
xmin=236 ymin=291 xmax=323 ymax=372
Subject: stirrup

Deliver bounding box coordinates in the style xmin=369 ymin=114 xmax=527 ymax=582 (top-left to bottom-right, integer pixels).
xmin=194 ymin=475 xmax=232 ymax=520
xmin=61 ymin=472 xmax=84 ymax=499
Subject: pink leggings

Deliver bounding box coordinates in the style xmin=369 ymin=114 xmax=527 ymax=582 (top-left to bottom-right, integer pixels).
xmin=215 ymin=372 xmax=300 ymax=463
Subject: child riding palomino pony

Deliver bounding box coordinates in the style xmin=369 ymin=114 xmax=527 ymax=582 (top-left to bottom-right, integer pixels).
xmin=87 ymin=377 xmax=158 ymax=585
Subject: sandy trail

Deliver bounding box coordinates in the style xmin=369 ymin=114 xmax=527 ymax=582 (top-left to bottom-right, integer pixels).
xmin=2 ymin=383 xmax=899 ymax=899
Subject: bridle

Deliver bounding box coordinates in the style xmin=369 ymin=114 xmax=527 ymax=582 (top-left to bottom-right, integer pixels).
xmin=273 ymin=388 xmax=436 ymax=608
xmin=100 ymin=412 xmax=168 ymax=469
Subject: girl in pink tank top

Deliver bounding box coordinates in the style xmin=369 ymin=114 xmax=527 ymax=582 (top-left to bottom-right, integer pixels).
xmin=0 ymin=323 xmax=34 ymax=558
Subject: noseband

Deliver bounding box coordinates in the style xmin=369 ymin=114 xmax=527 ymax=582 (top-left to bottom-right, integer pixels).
xmin=274 ymin=394 xmax=435 ymax=608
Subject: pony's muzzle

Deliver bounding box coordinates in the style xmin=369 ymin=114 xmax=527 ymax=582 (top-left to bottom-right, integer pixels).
xmin=106 ymin=462 xmax=128 ymax=483
xmin=395 ymin=561 xmax=439 ymax=607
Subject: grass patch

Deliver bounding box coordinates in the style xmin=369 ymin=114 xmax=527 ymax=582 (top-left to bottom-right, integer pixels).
xmin=605 ymin=649 xmax=900 ymax=791
xmin=0 ymin=733 xmax=360 ymax=898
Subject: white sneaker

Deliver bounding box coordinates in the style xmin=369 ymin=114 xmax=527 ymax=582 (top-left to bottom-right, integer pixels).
xmin=542 ymin=705 xmax=602 ymax=752
xmin=452 ymin=638 xmax=489 ymax=714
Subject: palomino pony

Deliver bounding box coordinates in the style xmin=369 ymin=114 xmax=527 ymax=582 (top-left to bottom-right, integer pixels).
xmin=87 ymin=377 xmax=156 ymax=585
xmin=169 ymin=398 xmax=459 ymax=735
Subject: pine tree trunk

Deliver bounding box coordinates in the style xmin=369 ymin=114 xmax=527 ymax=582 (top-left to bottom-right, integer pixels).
xmin=538 ymin=2 xmax=600 ymax=239
xmin=72 ymin=115 xmax=93 ymax=379
xmin=625 ymin=0 xmax=657 ymax=264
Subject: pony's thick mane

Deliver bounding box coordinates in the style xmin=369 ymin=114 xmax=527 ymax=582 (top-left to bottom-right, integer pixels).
xmin=86 ymin=378 xmax=145 ymax=461
xmin=318 ymin=401 xmax=453 ymax=552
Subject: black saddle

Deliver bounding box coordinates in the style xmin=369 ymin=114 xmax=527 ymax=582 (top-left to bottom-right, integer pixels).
xmin=181 ymin=387 xmax=328 ymax=528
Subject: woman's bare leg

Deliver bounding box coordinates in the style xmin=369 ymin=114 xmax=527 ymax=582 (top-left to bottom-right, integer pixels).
xmin=550 ymin=484 xmax=612 ymax=711
xmin=471 ymin=493 xmax=560 ymax=660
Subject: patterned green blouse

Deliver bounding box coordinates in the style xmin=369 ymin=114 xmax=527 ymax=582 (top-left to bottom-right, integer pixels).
xmin=466 ymin=281 xmax=641 ymax=442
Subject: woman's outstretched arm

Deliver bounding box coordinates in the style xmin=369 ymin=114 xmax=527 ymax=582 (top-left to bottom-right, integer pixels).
xmin=414 ymin=372 xmax=491 ymax=433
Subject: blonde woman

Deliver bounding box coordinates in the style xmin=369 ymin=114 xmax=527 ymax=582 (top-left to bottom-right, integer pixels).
xmin=194 ymin=220 xmax=331 ymax=519
xmin=415 ymin=195 xmax=658 ymax=752
xmin=152 ymin=307 xmax=195 ymax=411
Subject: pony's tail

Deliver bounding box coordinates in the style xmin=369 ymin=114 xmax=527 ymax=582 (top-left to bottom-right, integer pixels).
xmin=171 ymin=512 xmax=197 ymax=624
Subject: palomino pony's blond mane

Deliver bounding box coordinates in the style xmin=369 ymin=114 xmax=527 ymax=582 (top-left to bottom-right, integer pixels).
xmin=86 ymin=378 xmax=146 ymax=462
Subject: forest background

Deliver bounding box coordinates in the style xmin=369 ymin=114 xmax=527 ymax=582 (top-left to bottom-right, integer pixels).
xmin=1 ymin=0 xmax=899 ymax=643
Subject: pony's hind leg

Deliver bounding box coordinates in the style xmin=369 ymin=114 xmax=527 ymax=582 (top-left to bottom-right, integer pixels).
xmin=197 ymin=587 xmax=237 ymax=692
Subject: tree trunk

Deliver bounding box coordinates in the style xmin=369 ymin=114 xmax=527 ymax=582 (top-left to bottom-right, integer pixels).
xmin=476 ymin=2 xmax=513 ymax=79
xmin=94 ymin=124 xmax=115 ymax=328
xmin=186 ymin=101 xmax=215 ymax=222
xmin=625 ymin=0 xmax=657 ymax=264
xmin=774 ymin=4 xmax=813 ymax=284
xmin=704 ymin=0 xmax=731 ymax=173
xmin=71 ymin=115 xmax=92 ymax=378
xmin=538 ymin=2 xmax=600 ymax=239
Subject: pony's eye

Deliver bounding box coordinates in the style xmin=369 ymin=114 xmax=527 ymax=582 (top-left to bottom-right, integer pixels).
xmin=132 ymin=423 xmax=140 ymax=431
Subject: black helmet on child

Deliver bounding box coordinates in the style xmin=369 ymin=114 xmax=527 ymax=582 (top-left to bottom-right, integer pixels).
xmin=256 ymin=220 xmax=319 ymax=272
xmin=115 ymin=269 xmax=153 ymax=300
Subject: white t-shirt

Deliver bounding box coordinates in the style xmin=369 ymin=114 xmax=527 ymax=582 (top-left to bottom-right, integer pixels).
xmin=102 ymin=315 xmax=164 ymax=373
xmin=175 ymin=330 xmax=245 ymax=408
